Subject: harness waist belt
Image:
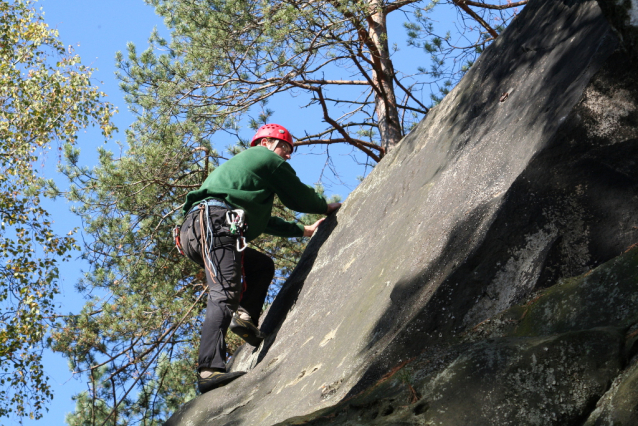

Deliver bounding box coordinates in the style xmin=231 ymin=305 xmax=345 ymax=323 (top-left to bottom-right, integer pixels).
xmin=189 ymin=198 xmax=232 ymax=215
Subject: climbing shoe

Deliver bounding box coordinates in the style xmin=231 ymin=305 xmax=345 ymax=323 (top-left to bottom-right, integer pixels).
xmin=198 ymin=370 xmax=246 ymax=394
xmin=229 ymin=315 xmax=265 ymax=347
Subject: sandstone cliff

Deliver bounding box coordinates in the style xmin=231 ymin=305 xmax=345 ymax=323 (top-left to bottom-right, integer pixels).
xmin=166 ymin=0 xmax=638 ymax=424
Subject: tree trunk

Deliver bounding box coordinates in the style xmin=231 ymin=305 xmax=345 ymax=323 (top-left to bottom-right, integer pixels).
xmin=367 ymin=1 xmax=402 ymax=153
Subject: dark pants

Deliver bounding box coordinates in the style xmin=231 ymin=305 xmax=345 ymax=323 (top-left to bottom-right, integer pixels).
xmin=181 ymin=205 xmax=275 ymax=370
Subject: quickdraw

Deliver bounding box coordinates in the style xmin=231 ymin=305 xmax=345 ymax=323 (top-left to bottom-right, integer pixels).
xmin=226 ymin=209 xmax=248 ymax=252
xmin=236 ymin=236 xmax=247 ymax=252
xmin=226 ymin=209 xmax=246 ymax=235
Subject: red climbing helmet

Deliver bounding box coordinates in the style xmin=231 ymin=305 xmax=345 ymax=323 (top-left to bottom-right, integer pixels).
xmin=250 ymin=124 xmax=294 ymax=151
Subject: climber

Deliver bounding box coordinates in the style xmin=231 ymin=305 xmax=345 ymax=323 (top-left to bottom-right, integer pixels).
xmin=179 ymin=123 xmax=341 ymax=394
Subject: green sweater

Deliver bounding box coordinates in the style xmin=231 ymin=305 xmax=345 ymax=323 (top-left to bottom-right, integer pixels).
xmin=182 ymin=146 xmax=327 ymax=242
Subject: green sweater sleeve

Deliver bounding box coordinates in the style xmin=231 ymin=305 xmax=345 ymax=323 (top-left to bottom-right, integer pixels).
xmin=268 ymin=161 xmax=328 ymax=214
xmin=262 ymin=160 xmax=326 ymax=238
xmin=264 ymin=216 xmax=305 ymax=237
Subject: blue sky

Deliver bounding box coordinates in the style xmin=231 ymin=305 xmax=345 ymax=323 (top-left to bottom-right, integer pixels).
xmin=19 ymin=0 xmax=458 ymax=423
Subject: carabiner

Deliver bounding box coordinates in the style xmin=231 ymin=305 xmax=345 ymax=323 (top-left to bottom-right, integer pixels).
xmin=172 ymin=225 xmax=185 ymax=256
xmin=236 ymin=236 xmax=247 ymax=252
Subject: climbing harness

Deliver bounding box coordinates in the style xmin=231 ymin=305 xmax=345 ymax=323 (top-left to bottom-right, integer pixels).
xmin=189 ymin=200 xmax=249 ymax=285
xmin=174 ymin=198 xmax=250 ymax=302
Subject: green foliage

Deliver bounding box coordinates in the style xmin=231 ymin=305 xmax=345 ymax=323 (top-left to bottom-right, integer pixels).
xmin=55 ymin=116 xmax=209 ymax=424
xmin=0 ymin=0 xmax=115 ymax=420
xmin=64 ymin=354 xmax=197 ymax=426
xmin=114 ymin=0 xmax=428 ymax=163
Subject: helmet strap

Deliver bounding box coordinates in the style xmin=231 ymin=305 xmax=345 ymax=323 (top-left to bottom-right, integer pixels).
xmin=262 ymin=138 xmax=278 ymax=152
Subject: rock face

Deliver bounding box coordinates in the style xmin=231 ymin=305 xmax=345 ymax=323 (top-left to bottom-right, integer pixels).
xmin=277 ymin=247 xmax=638 ymax=425
xmin=166 ymin=0 xmax=638 ymax=424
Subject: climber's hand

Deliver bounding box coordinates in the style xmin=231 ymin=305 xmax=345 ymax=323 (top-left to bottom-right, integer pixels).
xmin=326 ymin=202 xmax=341 ymax=215
xmin=303 ymin=218 xmax=325 ymax=237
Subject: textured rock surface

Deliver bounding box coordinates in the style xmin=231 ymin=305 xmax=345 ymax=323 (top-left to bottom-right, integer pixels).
xmin=584 ymin=342 xmax=638 ymax=425
xmin=283 ymin=248 xmax=638 ymax=425
xmin=165 ymin=0 xmax=638 ymax=424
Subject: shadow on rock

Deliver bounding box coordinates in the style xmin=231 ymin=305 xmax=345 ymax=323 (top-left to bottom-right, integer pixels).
xmin=237 ymin=214 xmax=339 ymax=367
